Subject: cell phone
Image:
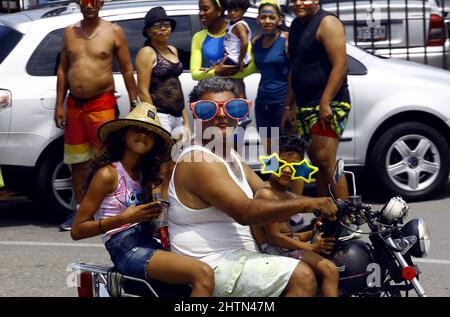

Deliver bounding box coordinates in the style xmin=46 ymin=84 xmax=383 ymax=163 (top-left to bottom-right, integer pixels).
xmin=157 ymin=199 xmax=170 ymax=208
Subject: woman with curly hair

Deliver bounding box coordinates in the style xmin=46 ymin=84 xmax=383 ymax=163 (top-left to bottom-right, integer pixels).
xmin=70 ymin=102 xmax=215 ymax=297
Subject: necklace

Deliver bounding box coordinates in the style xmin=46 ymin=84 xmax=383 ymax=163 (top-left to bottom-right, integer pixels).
xmin=79 ymin=21 xmax=100 ymax=40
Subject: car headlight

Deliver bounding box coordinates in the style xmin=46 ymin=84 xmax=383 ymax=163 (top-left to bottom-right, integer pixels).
xmin=401 ymin=218 xmax=431 ymax=258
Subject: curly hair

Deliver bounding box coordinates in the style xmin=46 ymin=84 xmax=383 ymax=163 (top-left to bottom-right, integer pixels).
xmin=278 ymin=134 xmax=309 ymax=157
xmin=83 ymin=127 xmax=163 ymax=202
xmin=189 ymin=77 xmax=239 ymax=103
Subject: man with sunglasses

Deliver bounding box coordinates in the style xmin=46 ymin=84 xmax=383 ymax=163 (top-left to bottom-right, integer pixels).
xmin=167 ymin=78 xmax=337 ymax=297
xmin=54 ymin=0 xmax=138 ymax=231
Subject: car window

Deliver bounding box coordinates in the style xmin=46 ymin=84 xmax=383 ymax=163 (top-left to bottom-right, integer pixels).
xmin=114 ymin=15 xmax=192 ymax=72
xmin=347 ymin=55 xmax=367 ymax=75
xmin=26 ymin=28 xmax=63 ymax=76
xmin=0 ymin=24 xmax=23 ymax=65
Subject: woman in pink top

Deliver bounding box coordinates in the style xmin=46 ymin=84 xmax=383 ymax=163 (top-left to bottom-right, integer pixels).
xmin=70 ymin=102 xmax=214 ymax=297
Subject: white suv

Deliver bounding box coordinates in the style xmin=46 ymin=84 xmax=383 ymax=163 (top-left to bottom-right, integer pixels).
xmin=1 ymin=0 xmax=450 ymax=217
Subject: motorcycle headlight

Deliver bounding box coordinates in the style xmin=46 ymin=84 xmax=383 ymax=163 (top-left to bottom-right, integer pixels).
xmin=381 ymin=196 xmax=409 ymax=224
xmin=401 ymin=218 xmax=431 ymax=258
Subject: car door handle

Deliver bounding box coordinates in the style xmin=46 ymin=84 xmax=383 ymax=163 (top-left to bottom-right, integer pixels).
xmin=114 ymin=92 xmax=122 ymax=99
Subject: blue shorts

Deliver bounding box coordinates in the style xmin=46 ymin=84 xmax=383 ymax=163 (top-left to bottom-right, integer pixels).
xmin=105 ymin=223 xmax=162 ymax=280
xmin=255 ymin=101 xmax=285 ymax=138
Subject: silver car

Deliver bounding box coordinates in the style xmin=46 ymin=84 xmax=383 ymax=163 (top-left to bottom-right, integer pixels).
xmin=0 ymin=0 xmax=449 ymax=218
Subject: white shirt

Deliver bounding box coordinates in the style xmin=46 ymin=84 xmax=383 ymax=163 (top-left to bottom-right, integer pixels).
xmin=224 ymin=20 xmax=252 ymax=65
xmin=167 ymin=145 xmax=258 ymax=267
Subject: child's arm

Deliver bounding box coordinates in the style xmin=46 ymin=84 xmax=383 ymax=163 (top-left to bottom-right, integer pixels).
xmin=266 ymin=222 xmax=316 ymax=252
xmin=269 ymin=223 xmax=335 ymax=255
xmin=293 ymin=230 xmax=314 ymax=242
xmin=251 ymin=225 xmax=269 ymax=250
xmin=232 ymin=22 xmax=250 ymax=72
xmin=70 ymin=166 xmax=162 ymax=240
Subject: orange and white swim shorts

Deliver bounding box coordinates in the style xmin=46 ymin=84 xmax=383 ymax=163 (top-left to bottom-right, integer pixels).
xmin=64 ymin=91 xmax=117 ymax=164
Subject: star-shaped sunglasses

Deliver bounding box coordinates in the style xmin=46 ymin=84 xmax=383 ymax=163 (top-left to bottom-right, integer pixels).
xmin=259 ymin=153 xmax=319 ymax=183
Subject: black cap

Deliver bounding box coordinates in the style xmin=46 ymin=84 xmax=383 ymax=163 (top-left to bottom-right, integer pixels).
xmin=142 ymin=6 xmax=176 ymax=38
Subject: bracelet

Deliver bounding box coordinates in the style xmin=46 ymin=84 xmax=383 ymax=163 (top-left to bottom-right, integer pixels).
xmin=98 ymin=218 xmax=106 ymax=234
xmin=285 ymin=107 xmax=294 ymax=110
xmin=130 ymin=100 xmax=137 ymax=108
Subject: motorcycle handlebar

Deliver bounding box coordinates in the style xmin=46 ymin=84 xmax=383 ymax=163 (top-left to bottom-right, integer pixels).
xmin=312 ymin=199 xmax=343 ymax=218
xmin=313 ymin=199 xmax=368 ymax=218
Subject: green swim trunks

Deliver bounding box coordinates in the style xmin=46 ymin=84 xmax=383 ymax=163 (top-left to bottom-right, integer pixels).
xmin=296 ymin=101 xmax=351 ymax=144
xmin=211 ymin=249 xmax=300 ymax=297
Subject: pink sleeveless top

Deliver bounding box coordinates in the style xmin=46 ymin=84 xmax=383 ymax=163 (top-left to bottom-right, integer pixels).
xmin=95 ymin=161 xmax=144 ymax=243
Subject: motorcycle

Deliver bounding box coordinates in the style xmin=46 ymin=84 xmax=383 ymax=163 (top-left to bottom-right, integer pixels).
xmin=310 ymin=158 xmax=431 ymax=297
xmin=67 ymin=159 xmax=431 ymax=297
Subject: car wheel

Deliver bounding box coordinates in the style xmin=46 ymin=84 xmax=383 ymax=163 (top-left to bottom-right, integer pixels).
xmin=370 ymin=122 xmax=450 ymax=200
xmin=36 ymin=151 xmax=73 ymax=219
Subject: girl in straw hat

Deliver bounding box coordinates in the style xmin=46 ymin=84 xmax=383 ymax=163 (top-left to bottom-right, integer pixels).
xmin=70 ymin=102 xmax=214 ymax=296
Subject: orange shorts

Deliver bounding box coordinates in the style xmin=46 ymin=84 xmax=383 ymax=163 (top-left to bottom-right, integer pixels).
xmin=64 ymin=91 xmax=117 ymax=164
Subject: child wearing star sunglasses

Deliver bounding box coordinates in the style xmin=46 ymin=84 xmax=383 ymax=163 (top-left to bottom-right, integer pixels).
xmin=251 ymin=134 xmax=339 ymax=297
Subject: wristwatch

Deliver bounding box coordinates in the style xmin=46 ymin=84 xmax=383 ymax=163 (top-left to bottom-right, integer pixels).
xmin=131 ymin=99 xmax=138 ymax=109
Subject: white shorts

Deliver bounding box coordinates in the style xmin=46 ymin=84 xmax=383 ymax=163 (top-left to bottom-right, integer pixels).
xmin=209 ymin=249 xmax=299 ymax=297
xmin=157 ymin=113 xmax=185 ymax=139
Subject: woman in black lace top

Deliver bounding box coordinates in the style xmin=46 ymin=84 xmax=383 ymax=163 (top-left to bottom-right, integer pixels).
xmin=136 ymin=7 xmax=192 ymax=199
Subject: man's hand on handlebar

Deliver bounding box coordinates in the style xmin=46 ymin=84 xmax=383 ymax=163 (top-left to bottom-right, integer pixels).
xmin=309 ymin=197 xmax=337 ymax=221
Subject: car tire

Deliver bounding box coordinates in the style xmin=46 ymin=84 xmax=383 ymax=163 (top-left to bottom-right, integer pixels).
xmin=36 ymin=151 xmax=73 ymax=219
xmin=370 ymin=122 xmax=450 ymax=200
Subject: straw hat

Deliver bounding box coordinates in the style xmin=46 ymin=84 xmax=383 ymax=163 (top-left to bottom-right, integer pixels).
xmin=97 ymin=102 xmax=174 ymax=162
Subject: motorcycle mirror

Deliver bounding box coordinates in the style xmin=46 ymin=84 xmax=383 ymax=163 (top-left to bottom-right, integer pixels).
xmin=332 ymin=158 xmax=358 ymax=197
xmin=328 ymin=184 xmax=337 ymax=202
xmin=333 ymin=158 xmax=345 ymax=185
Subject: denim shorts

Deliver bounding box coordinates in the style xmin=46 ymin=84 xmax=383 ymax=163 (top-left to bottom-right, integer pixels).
xmin=105 ymin=223 xmax=162 ymax=280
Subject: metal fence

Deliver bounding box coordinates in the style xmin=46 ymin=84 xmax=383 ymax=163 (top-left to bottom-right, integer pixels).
xmin=270 ymin=0 xmax=450 ymax=70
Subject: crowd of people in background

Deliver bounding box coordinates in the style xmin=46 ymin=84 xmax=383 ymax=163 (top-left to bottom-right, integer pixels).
xmin=49 ymin=0 xmax=351 ymax=297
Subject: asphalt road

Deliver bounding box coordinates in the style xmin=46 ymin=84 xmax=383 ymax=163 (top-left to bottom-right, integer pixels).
xmin=0 ymin=180 xmax=449 ymax=297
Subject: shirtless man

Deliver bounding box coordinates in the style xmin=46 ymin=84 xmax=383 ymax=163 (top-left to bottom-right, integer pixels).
xmin=54 ymin=0 xmax=137 ymax=231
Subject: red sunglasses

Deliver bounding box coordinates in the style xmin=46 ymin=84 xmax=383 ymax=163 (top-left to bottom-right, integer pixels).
xmin=190 ymin=98 xmax=252 ymax=121
xmin=79 ymin=0 xmax=99 ymax=7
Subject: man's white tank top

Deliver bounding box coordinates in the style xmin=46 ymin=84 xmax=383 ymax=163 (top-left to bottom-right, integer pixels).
xmin=167 ymin=145 xmax=258 ymax=266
